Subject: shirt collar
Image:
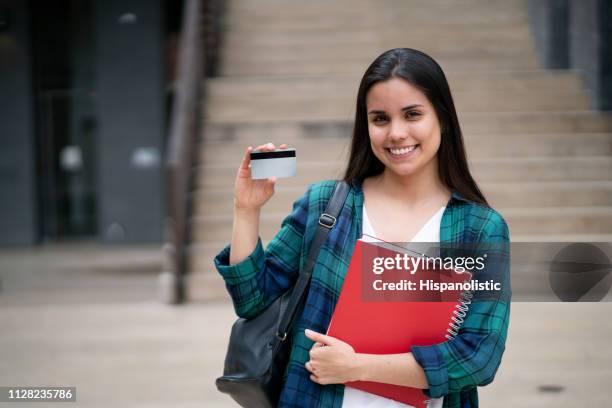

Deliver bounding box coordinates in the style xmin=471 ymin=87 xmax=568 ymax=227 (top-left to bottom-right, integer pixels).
xmin=449 ymin=190 xmax=471 ymax=204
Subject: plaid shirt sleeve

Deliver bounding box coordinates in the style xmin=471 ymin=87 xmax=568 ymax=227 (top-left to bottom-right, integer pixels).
xmin=213 ymin=186 xmax=311 ymax=319
xmin=411 ymin=211 xmax=511 ymax=399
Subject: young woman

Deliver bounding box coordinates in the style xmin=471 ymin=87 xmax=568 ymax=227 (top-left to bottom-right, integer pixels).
xmin=215 ymin=48 xmax=511 ymax=408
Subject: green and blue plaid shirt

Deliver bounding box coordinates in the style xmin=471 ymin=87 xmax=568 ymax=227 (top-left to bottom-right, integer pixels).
xmin=215 ymin=178 xmax=511 ymax=408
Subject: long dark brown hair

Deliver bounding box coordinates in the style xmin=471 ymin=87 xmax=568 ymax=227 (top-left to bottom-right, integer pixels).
xmin=343 ymin=48 xmax=488 ymax=206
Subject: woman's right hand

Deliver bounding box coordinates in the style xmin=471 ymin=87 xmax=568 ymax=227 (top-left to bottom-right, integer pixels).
xmin=234 ymin=142 xmax=288 ymax=211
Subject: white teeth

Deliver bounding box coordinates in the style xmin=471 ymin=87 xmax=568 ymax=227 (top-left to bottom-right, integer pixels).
xmin=389 ymin=145 xmax=417 ymax=155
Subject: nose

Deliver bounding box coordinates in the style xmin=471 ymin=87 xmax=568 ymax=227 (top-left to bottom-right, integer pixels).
xmin=388 ymin=119 xmax=408 ymax=142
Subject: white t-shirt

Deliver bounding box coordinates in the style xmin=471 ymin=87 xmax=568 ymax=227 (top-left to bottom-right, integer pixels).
xmin=341 ymin=204 xmax=446 ymax=408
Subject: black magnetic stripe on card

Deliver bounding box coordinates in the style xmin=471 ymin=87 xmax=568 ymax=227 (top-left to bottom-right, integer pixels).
xmin=250 ymin=150 xmax=296 ymax=160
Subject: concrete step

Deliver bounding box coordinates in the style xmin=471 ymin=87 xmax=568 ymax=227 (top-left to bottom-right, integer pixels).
xmin=203 ymin=112 xmax=612 ymax=134
xmin=189 ymin=206 xmax=612 ymax=246
xmin=205 ymin=71 xmax=586 ymax=97
xmin=482 ymin=181 xmax=612 ymax=208
xmin=462 ymin=133 xmax=612 ymax=157
xmin=223 ymin=33 xmax=534 ymax=56
xmin=224 ymin=20 xmax=530 ymax=33
xmin=219 ymin=53 xmax=540 ymax=76
xmin=197 ymin=133 xmax=612 ymax=165
xmin=205 ymin=90 xmax=590 ymax=120
xmin=469 ymin=156 xmax=612 ymax=181
xmin=194 ymin=157 xmax=612 ymax=189
xmin=192 ymin=181 xmax=612 ymax=217
xmin=222 ymin=26 xmax=535 ymax=49
xmin=221 ymin=42 xmax=538 ymax=63
xmin=184 ymin=271 xmax=231 ymax=302
xmin=226 ymin=0 xmax=527 ymax=9
xmin=225 ymin=6 xmax=529 ymax=29
xmin=503 ymin=207 xmax=612 ymax=235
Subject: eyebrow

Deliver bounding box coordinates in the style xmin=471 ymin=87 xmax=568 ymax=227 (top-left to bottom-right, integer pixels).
xmin=367 ymin=104 xmax=424 ymax=114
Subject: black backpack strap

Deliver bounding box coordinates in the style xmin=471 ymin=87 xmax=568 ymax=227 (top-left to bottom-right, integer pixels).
xmin=275 ymin=181 xmax=350 ymax=341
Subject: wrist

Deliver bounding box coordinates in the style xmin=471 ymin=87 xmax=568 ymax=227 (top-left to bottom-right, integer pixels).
xmin=352 ymin=353 xmax=369 ymax=382
xmin=233 ymin=205 xmax=261 ymax=218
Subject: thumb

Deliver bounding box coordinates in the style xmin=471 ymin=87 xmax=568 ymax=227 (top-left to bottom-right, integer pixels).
xmin=305 ymin=329 xmax=338 ymax=346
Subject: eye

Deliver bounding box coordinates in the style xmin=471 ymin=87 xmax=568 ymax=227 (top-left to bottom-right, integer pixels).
xmin=405 ymin=111 xmax=422 ymax=119
xmin=372 ymin=114 xmax=388 ymax=123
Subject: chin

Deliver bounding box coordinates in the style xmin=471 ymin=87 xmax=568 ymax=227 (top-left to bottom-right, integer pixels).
xmin=384 ymin=164 xmax=420 ymax=178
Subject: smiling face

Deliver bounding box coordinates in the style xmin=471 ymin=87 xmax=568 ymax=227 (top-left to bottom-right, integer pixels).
xmin=366 ymin=77 xmax=442 ymax=179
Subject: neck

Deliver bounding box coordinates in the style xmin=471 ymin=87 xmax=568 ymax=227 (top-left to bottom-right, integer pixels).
xmin=375 ymin=157 xmax=450 ymax=209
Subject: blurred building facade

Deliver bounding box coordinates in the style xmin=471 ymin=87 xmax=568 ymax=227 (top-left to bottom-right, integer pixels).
xmin=529 ymin=0 xmax=612 ymax=109
xmin=0 ymin=0 xmax=182 ymax=245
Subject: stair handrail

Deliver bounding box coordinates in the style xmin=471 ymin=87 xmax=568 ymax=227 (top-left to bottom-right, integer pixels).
xmin=163 ymin=0 xmax=222 ymax=303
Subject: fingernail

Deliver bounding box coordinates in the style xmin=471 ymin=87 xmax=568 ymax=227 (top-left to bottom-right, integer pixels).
xmin=305 ymin=329 xmax=313 ymax=335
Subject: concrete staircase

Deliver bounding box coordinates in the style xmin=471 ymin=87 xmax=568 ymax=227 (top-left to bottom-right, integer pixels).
xmin=185 ymin=0 xmax=612 ymax=301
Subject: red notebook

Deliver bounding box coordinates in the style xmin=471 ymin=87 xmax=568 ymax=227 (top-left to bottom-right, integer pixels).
xmin=326 ymin=239 xmax=472 ymax=408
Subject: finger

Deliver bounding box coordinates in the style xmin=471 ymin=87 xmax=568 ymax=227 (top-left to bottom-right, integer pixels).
xmin=311 ymin=341 xmax=324 ymax=349
xmin=311 ymin=375 xmax=328 ymax=385
xmin=305 ymin=329 xmax=338 ymax=346
xmin=254 ymin=142 xmax=273 ymax=151
xmin=263 ymin=176 xmax=276 ymax=194
xmin=279 ymin=143 xmax=288 ymax=149
xmin=255 ymin=142 xmax=274 ymax=152
xmin=239 ymin=146 xmax=253 ymax=170
xmin=305 ymin=361 xmax=315 ymax=374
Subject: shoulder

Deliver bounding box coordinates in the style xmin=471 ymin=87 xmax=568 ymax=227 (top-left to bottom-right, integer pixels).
xmin=307 ymin=180 xmax=338 ymax=199
xmin=480 ymin=206 xmax=509 ymax=242
xmin=461 ymin=201 xmax=510 ymax=242
xmin=305 ymin=179 xmax=347 ymax=209
xmin=288 ymin=180 xmax=337 ymax=210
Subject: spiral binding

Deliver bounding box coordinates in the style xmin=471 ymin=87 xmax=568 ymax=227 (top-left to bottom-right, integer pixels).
xmin=445 ymin=290 xmax=474 ymax=340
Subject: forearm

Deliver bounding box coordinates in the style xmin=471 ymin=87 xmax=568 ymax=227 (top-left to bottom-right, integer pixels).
xmin=229 ymin=207 xmax=261 ymax=265
xmin=354 ymin=352 xmax=429 ymax=389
